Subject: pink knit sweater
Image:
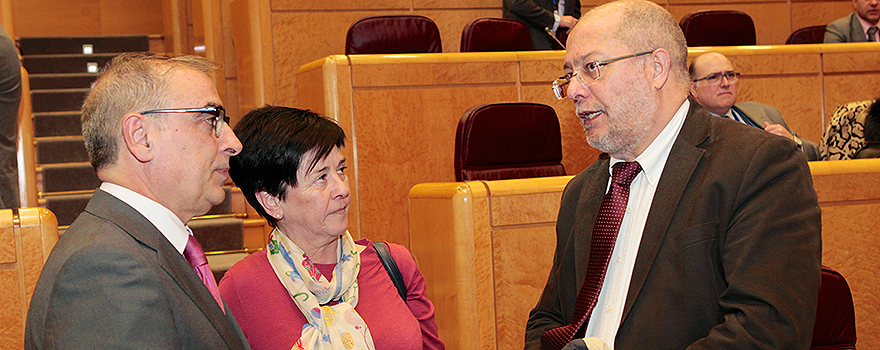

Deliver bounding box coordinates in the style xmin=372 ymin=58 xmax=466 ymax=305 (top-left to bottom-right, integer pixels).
xmin=218 ymin=239 xmax=445 ymax=350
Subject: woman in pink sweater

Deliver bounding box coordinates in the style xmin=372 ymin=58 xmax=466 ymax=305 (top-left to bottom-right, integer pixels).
xmin=220 ymin=106 xmax=445 ymax=350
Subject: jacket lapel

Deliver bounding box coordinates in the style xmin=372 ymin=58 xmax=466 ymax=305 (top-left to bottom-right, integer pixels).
xmin=86 ymin=190 xmax=244 ymax=350
xmin=852 ymin=13 xmax=868 ymax=42
xmin=619 ymin=105 xmax=709 ymax=323
xmin=571 ymin=157 xmax=611 ymax=290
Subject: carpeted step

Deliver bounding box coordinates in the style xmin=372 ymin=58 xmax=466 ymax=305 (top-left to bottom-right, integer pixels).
xmin=40 ymin=162 xmax=99 ymax=193
xmin=190 ymin=217 xmax=244 ymax=252
xmin=190 ymin=216 xmax=247 ymax=281
xmin=43 ymin=193 xmax=92 ymax=227
xmin=18 ymin=35 xmax=150 ymax=56
xmin=35 ymin=136 xmax=89 ymax=164
xmin=30 ymin=89 xmax=88 ymax=113
xmin=203 ymin=186 xmax=233 ymax=216
xmin=33 ymin=112 xmax=82 ymax=137
xmin=22 ymin=54 xmax=116 ymax=74
xmin=29 ymin=73 xmax=96 ymax=90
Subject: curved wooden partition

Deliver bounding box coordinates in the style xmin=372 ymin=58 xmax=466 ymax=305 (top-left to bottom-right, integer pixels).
xmin=408 ymin=159 xmax=880 ymax=350
xmin=0 ymin=207 xmax=58 ymax=350
xmin=297 ymin=43 xmax=880 ymax=248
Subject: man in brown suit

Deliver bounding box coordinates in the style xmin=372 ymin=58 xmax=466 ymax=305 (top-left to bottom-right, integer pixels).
xmin=526 ymin=0 xmax=822 ymax=349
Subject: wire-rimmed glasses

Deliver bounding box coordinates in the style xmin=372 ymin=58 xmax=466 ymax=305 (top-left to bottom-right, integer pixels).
xmin=552 ymin=50 xmax=654 ymax=100
xmin=692 ymin=71 xmax=740 ymax=86
xmin=141 ymin=105 xmax=230 ymax=137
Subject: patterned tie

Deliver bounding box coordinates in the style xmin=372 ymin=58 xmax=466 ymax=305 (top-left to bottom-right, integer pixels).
xmin=541 ymin=161 xmax=642 ymax=350
xmin=183 ymin=234 xmax=225 ymax=313
xmin=868 ymin=26 xmax=878 ymax=42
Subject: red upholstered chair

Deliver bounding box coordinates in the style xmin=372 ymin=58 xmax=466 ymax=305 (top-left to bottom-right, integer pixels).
xmin=786 ymin=25 xmax=828 ymax=44
xmin=460 ymin=18 xmax=532 ymax=52
xmin=455 ymin=102 xmax=565 ymax=181
xmin=345 ymin=15 xmax=442 ymax=55
xmin=811 ymin=266 xmax=857 ymax=349
xmin=678 ymin=10 xmax=756 ymax=46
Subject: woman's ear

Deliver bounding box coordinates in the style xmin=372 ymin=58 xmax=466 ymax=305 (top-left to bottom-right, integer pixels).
xmin=256 ymin=191 xmax=283 ymax=220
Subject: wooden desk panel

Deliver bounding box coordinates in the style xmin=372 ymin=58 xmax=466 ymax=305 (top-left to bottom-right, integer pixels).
xmin=298 ymin=45 xmax=880 ymax=248
xmin=410 ymin=159 xmax=880 ymax=350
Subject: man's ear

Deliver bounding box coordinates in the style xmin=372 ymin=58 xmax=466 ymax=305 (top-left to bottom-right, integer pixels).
xmin=689 ymin=82 xmax=698 ymax=98
xmin=256 ymin=191 xmax=283 ymax=220
xmin=649 ymin=48 xmax=672 ymax=90
xmin=121 ymin=112 xmax=154 ymax=162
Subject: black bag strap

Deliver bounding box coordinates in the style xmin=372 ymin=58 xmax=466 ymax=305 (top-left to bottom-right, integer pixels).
xmin=373 ymin=241 xmax=407 ymax=304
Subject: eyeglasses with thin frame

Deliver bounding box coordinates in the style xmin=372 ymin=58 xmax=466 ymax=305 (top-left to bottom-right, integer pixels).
xmin=141 ymin=105 xmax=230 ymax=137
xmin=552 ymin=50 xmax=655 ymax=100
xmin=692 ymin=71 xmax=740 ymax=86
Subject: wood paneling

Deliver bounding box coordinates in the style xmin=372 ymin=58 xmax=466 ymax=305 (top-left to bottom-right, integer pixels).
xmin=299 ymin=45 xmax=880 ymax=249
xmin=11 ymin=0 xmax=164 ymax=37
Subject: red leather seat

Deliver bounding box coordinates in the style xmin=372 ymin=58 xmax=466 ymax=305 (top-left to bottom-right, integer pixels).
xmin=811 ymin=266 xmax=857 ymax=349
xmin=679 ymin=10 xmax=756 ymax=46
xmin=787 ymin=25 xmax=828 ymax=44
xmin=345 ymin=15 xmax=442 ymax=55
xmin=455 ymin=102 xmax=565 ymax=181
xmin=460 ymin=18 xmax=532 ymax=52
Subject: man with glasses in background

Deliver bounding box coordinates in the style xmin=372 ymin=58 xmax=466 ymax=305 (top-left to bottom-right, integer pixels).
xmin=26 ymin=53 xmax=250 ymax=350
xmin=527 ymin=1 xmax=821 ymax=349
xmin=689 ymin=52 xmax=819 ymax=160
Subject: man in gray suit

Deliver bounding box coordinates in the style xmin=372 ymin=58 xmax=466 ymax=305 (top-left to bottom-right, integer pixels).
xmin=25 ymin=53 xmax=249 ymax=349
xmin=689 ymin=52 xmax=820 ymax=160
xmin=504 ymin=0 xmax=581 ymax=50
xmin=526 ymin=0 xmax=821 ymax=349
xmin=825 ymin=0 xmax=880 ymax=42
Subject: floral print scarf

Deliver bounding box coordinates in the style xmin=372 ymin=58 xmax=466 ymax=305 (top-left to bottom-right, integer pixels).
xmin=266 ymin=229 xmax=375 ymax=350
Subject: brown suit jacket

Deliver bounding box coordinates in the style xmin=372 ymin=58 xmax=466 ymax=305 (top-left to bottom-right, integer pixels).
xmin=26 ymin=190 xmax=251 ymax=350
xmin=525 ymin=102 xmax=822 ymax=349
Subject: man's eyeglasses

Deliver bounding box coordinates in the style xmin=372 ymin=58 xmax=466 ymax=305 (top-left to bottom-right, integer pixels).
xmin=141 ymin=106 xmax=230 ymax=137
xmin=552 ymin=50 xmax=654 ymax=100
xmin=692 ymin=71 xmax=740 ymax=86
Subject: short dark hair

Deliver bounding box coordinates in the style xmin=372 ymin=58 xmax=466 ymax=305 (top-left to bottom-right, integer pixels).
xmin=865 ymin=98 xmax=880 ymax=143
xmin=229 ymin=106 xmax=346 ymax=227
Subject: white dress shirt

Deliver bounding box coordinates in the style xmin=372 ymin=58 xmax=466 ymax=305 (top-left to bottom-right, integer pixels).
xmin=582 ymin=99 xmax=690 ymax=348
xmin=100 ymin=182 xmax=191 ymax=254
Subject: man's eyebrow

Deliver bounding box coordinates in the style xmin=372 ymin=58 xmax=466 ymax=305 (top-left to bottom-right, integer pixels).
xmin=568 ymin=52 xmax=600 ymax=70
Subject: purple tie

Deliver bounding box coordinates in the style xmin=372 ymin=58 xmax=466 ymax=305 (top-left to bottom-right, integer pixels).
xmin=541 ymin=161 xmax=642 ymax=350
xmin=183 ymin=235 xmax=225 ymax=313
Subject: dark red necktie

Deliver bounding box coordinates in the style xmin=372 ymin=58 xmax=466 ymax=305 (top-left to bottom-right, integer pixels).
xmin=183 ymin=235 xmax=225 ymax=313
xmin=541 ymin=161 xmax=642 ymax=350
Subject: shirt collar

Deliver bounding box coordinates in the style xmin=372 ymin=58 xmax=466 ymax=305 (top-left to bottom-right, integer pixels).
xmin=99 ymin=182 xmax=191 ymax=254
xmin=857 ymin=14 xmax=878 ymax=37
xmin=610 ymin=99 xmax=689 ymax=187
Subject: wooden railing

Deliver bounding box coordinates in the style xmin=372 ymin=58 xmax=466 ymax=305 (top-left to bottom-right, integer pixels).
xmin=408 ymin=159 xmax=880 ymax=350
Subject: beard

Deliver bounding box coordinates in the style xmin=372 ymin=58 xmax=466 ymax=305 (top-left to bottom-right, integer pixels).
xmin=577 ymin=77 xmax=656 ymax=159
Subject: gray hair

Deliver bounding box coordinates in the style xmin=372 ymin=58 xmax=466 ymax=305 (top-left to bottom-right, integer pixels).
xmin=81 ymin=52 xmax=218 ymax=170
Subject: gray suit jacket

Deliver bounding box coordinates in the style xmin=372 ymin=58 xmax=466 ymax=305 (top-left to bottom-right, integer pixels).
xmin=733 ymin=101 xmax=821 ymax=160
xmin=25 ymin=190 xmax=250 ymax=350
xmin=525 ymin=102 xmax=822 ymax=349
xmin=503 ymin=0 xmax=581 ymax=50
xmin=825 ymin=12 xmax=868 ymax=43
